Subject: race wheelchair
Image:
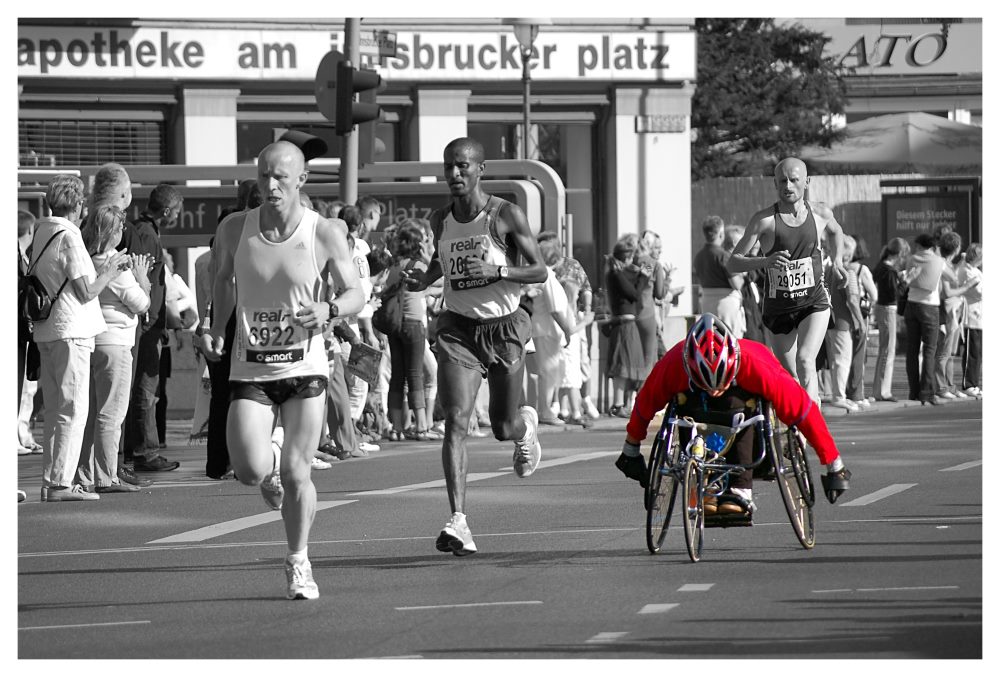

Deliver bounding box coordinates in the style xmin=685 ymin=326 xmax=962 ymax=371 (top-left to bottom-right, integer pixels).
xmin=643 ymin=396 xmax=815 ymax=562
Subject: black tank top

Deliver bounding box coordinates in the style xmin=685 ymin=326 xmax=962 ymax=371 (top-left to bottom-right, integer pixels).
xmin=762 ymin=202 xmax=828 ymax=316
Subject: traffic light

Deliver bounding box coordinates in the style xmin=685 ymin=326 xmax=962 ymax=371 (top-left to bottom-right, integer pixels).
xmin=335 ymin=61 xmax=382 ymax=136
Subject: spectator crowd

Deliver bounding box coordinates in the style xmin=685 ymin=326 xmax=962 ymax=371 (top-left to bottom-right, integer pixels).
xmin=17 ymin=165 xmax=983 ymax=504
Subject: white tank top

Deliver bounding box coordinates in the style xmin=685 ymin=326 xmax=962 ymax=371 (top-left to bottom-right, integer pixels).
xmin=438 ymin=196 xmax=520 ymax=319
xmin=230 ymin=207 xmax=328 ymax=382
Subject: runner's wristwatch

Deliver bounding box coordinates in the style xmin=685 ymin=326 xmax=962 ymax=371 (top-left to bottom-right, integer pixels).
xmin=498 ymin=265 xmax=510 ymax=280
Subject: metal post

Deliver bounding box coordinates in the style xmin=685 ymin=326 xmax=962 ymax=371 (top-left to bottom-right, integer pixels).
xmin=521 ymin=48 xmax=531 ymax=160
xmin=339 ymin=18 xmax=361 ymax=205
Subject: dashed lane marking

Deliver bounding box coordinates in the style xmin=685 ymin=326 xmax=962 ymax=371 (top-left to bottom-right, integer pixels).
xmin=396 ymin=601 xmax=543 ymax=611
xmin=146 ymin=500 xmax=357 ymax=544
xmin=838 ymin=483 xmax=917 ymax=507
xmin=586 ymin=632 xmax=628 ymax=644
xmin=638 ymin=604 xmax=679 ymax=614
xmin=939 ymin=460 xmax=982 ymax=472
xmin=20 ymin=515 xmax=979 ymax=559
xmin=20 ymin=620 xmax=151 ymax=631
xmin=678 ymin=583 xmax=714 ymax=592
xmin=813 ymin=585 xmax=959 ymax=594
xmin=349 ymin=473 xmax=506 ymax=496
xmin=354 ymin=453 xmax=616 ymax=496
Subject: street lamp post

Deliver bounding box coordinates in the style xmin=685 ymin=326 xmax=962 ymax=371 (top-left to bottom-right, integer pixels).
xmin=504 ymin=19 xmax=550 ymax=160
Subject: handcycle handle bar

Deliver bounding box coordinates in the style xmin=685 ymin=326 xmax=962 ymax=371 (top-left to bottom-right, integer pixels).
xmin=667 ymin=413 xmax=765 ymax=436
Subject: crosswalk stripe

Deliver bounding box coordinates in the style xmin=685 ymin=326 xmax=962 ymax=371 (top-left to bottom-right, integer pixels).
xmin=638 ymin=603 xmax=679 ymax=614
xmin=586 ymin=632 xmax=628 ymax=644
xmin=146 ymin=500 xmax=357 ymax=544
xmin=678 ymin=583 xmax=714 ymax=592
xmin=939 ymin=460 xmax=982 ymax=472
xmin=838 ymin=483 xmax=917 ymax=507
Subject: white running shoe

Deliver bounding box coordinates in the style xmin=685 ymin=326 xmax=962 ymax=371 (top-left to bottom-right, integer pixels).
xmin=828 ymin=398 xmax=859 ymax=412
xmin=260 ymin=469 xmax=283 ymax=510
xmin=285 ymin=558 xmax=319 ymax=600
xmin=358 ymin=441 xmax=380 ymax=454
xmin=513 ymin=405 xmax=542 ymax=478
xmin=435 ymin=512 xmax=477 ymax=556
xmin=583 ymin=397 xmax=601 ymax=420
xmin=311 ymin=456 xmax=332 ymax=470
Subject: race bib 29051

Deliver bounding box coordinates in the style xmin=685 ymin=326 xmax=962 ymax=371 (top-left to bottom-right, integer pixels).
xmin=768 ymin=257 xmax=815 ymax=293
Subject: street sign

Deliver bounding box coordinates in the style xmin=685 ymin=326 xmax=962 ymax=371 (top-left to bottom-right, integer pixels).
xmin=315 ymin=49 xmax=346 ymax=121
xmin=359 ymin=30 xmax=398 ymax=58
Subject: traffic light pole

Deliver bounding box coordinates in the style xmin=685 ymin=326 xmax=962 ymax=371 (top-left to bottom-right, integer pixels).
xmin=339 ymin=18 xmax=361 ymax=205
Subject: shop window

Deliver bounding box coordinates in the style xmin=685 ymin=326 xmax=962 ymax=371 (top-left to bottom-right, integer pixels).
xmin=18 ymin=119 xmax=164 ymax=166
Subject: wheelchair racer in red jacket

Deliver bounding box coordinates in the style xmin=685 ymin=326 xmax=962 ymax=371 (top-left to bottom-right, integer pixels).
xmin=616 ymin=313 xmax=851 ymax=514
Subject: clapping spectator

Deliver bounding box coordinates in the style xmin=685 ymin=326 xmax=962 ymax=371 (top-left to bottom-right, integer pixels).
xmin=32 ymin=175 xmax=129 ymax=501
xmin=959 ymin=243 xmax=983 ymax=397
xmin=76 ymin=205 xmax=151 ymax=493
xmin=824 ymin=235 xmax=863 ymax=412
xmin=604 ymin=234 xmax=646 ymax=417
xmin=934 ymin=231 xmax=968 ymax=400
xmin=382 ymin=221 xmax=432 ymax=440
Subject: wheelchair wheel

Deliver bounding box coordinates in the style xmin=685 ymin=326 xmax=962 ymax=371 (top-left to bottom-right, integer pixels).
xmin=682 ymin=457 xmax=705 ymax=562
xmin=766 ymin=404 xmax=816 ymax=549
xmin=645 ymin=421 xmax=681 ymax=554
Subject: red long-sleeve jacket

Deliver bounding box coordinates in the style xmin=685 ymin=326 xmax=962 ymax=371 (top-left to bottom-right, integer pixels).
xmin=626 ymin=339 xmax=840 ymax=465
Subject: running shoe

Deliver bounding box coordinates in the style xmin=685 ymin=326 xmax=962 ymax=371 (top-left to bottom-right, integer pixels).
xmin=40 ymin=484 xmax=100 ymax=502
xmin=260 ymin=469 xmax=283 ymax=510
xmin=311 ymin=456 xmax=332 ymax=470
xmin=435 ymin=512 xmax=477 ymax=556
xmin=285 ymin=558 xmax=319 ymax=600
xmin=513 ymin=405 xmax=542 ymax=478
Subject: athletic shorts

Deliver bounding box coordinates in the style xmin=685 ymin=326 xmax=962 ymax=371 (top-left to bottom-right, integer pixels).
xmin=229 ymin=375 xmax=328 ymax=406
xmin=433 ymin=308 xmax=531 ymax=377
xmin=761 ymin=303 xmax=831 ymax=336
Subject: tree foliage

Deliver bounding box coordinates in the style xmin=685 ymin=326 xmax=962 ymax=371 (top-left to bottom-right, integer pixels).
xmin=691 ymin=18 xmax=848 ymax=180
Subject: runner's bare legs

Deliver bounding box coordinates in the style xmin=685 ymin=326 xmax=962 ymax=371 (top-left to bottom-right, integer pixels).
xmin=766 ymin=307 xmax=831 ymax=405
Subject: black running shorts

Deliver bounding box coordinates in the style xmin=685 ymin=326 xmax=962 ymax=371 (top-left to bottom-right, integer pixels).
xmin=229 ymin=375 xmax=328 ymax=406
xmin=433 ymin=308 xmax=531 ymax=376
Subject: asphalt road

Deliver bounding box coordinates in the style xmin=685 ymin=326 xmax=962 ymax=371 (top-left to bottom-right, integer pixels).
xmin=15 ymin=399 xmax=982 ymax=659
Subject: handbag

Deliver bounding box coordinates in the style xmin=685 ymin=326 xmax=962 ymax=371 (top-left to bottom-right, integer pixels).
xmin=345 ymin=341 xmax=382 ymax=388
xmin=372 ymin=262 xmax=412 ymax=336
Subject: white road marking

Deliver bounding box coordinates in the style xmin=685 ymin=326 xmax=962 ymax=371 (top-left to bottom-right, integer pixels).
xmin=20 ymin=620 xmax=151 ymax=631
xmin=586 ymin=632 xmax=628 ymax=644
xmin=638 ymin=603 xmax=679 ymax=614
xmin=354 ymin=453 xmax=615 ymax=495
xmin=146 ymin=500 xmax=357 ymax=544
xmin=372 ymin=655 xmax=423 ymax=659
xmin=396 ymin=601 xmax=542 ymax=611
xmin=939 ymin=460 xmax=982 ymax=472
xmin=678 ymin=583 xmax=714 ymax=592
xmin=813 ymin=586 xmax=959 ymax=594
xmin=350 ymin=473 xmax=506 ymax=496
xmin=838 ymin=483 xmax=917 ymax=507
xmin=20 ymin=515 xmax=981 ymax=560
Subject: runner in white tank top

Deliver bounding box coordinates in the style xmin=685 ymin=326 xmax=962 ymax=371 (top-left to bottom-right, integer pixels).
xmin=402 ymin=137 xmax=549 ymax=557
xmin=200 ymin=141 xmax=364 ymax=600
xmin=230 ymin=206 xmax=327 ymax=382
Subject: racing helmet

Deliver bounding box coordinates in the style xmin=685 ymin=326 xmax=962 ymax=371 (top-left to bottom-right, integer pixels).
xmin=682 ymin=313 xmax=740 ymax=397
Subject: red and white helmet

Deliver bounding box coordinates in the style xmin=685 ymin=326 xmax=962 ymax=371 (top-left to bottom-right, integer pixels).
xmin=682 ymin=313 xmax=740 ymax=397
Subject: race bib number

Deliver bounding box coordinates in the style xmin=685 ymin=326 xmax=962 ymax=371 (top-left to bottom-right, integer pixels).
xmin=440 ymin=234 xmax=495 ymax=291
xmin=240 ymin=307 xmax=306 ymax=364
xmin=768 ymin=257 xmax=815 ymax=292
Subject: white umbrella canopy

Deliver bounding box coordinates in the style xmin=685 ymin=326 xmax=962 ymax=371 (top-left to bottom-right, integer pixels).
xmin=800 ymin=112 xmax=981 ymax=175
